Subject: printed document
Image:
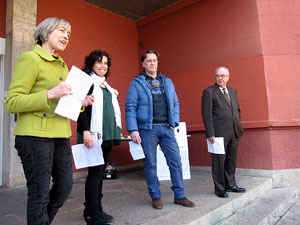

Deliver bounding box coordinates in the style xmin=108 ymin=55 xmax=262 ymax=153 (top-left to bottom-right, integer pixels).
xmin=206 ymin=137 xmax=225 ymax=154
xmin=72 ymin=140 xmax=104 ymax=169
xmin=157 ymin=122 xmax=191 ymax=180
xmin=55 ymin=66 xmax=93 ymax=121
xmin=129 ymin=141 xmax=145 ymax=160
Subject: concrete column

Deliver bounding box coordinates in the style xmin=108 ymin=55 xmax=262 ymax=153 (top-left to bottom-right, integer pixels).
xmin=3 ymin=0 xmax=37 ymax=187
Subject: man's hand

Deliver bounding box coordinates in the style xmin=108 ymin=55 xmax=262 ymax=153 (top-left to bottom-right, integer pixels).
xmin=83 ymin=130 xmax=94 ymax=148
xmin=131 ymin=131 xmax=141 ymax=144
xmin=168 ymin=125 xmax=175 ymax=130
xmin=208 ymin=136 xmax=215 ymax=144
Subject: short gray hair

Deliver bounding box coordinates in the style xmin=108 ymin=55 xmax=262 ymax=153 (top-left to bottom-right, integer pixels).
xmin=33 ymin=17 xmax=71 ymax=45
xmin=215 ymin=67 xmax=230 ymax=76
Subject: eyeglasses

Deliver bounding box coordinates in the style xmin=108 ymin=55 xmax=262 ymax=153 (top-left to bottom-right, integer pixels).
xmin=215 ymin=74 xmax=228 ymax=78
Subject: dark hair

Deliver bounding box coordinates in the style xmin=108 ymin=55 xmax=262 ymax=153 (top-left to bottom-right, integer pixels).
xmin=83 ymin=50 xmax=112 ymax=78
xmin=141 ymin=49 xmax=159 ymax=62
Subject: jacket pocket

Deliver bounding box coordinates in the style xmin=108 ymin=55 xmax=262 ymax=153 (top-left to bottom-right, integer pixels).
xmin=33 ymin=112 xmax=56 ymax=129
xmin=137 ymin=106 xmax=147 ymax=121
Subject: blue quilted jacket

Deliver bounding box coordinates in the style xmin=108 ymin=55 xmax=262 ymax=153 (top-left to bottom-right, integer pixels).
xmin=125 ymin=71 xmax=180 ymax=132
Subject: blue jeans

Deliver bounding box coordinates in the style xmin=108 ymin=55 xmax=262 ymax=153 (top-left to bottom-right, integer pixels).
xmin=139 ymin=125 xmax=185 ymax=200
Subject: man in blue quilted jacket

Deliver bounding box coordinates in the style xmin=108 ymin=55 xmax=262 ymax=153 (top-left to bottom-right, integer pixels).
xmin=125 ymin=50 xmax=195 ymax=210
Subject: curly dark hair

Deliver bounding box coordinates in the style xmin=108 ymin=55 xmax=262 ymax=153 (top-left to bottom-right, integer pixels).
xmin=82 ymin=50 xmax=112 ymax=79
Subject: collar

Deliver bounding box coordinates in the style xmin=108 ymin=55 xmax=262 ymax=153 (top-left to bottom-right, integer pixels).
xmin=90 ymin=72 xmax=106 ymax=85
xmin=219 ymin=86 xmax=228 ymax=92
xmin=33 ymin=44 xmax=66 ymax=64
xmin=141 ymin=71 xmax=161 ymax=80
xmin=214 ymin=83 xmax=227 ymax=92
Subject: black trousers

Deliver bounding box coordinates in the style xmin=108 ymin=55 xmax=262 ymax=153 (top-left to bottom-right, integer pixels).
xmin=85 ymin=145 xmax=112 ymax=216
xmin=15 ymin=136 xmax=73 ymax=225
xmin=211 ymin=137 xmax=240 ymax=191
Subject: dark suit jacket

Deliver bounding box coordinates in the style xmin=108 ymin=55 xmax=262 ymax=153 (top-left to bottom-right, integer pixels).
xmin=201 ymin=83 xmax=243 ymax=140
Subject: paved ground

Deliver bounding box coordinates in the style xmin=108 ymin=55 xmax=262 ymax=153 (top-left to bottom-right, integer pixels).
xmin=276 ymin=183 xmax=300 ymax=225
xmin=0 ymin=168 xmax=299 ymax=225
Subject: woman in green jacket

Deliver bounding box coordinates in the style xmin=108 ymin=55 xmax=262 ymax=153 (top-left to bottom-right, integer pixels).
xmin=4 ymin=17 xmax=93 ymax=225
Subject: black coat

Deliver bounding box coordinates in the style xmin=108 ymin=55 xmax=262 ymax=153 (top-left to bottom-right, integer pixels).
xmin=77 ymin=85 xmax=94 ymax=134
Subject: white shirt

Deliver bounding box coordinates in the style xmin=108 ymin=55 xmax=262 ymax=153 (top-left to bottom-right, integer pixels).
xmin=219 ymin=86 xmax=230 ymax=99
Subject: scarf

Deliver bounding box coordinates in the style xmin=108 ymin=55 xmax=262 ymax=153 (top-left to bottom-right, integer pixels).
xmin=90 ymin=73 xmax=122 ymax=141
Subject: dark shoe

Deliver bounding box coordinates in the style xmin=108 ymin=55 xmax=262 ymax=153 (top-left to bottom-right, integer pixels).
xmin=226 ymin=186 xmax=246 ymax=193
xmin=84 ymin=214 xmax=107 ymax=225
xmin=99 ymin=211 xmax=114 ymax=223
xmin=215 ymin=190 xmax=229 ymax=198
xmin=174 ymin=197 xmax=196 ymax=207
xmin=152 ymin=198 xmax=163 ymax=209
xmin=83 ymin=209 xmax=91 ymax=225
xmin=84 ymin=210 xmax=112 ymax=224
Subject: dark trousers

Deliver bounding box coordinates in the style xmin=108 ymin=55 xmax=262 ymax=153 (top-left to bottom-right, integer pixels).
xmin=15 ymin=136 xmax=73 ymax=225
xmin=85 ymin=145 xmax=112 ymax=215
xmin=211 ymin=137 xmax=240 ymax=191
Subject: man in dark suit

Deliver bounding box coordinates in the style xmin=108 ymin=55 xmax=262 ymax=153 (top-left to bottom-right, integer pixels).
xmin=201 ymin=67 xmax=245 ymax=198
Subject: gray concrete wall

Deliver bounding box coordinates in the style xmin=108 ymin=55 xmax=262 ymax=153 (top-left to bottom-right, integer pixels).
xmin=3 ymin=0 xmax=37 ymax=187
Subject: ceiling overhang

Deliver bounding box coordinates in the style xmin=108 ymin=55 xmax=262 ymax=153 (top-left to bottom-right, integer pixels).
xmin=83 ymin=0 xmax=181 ymax=20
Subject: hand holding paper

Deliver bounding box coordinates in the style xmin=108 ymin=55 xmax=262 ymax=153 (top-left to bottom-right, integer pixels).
xmin=72 ymin=140 xmax=104 ymax=169
xmin=55 ymin=66 xmax=93 ymax=121
xmin=206 ymin=137 xmax=225 ymax=154
xmin=129 ymin=141 xmax=145 ymax=160
xmin=47 ymin=82 xmax=73 ymax=100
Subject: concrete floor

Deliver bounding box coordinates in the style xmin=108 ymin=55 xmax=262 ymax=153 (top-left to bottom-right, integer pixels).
xmin=0 ymin=168 xmax=299 ymax=225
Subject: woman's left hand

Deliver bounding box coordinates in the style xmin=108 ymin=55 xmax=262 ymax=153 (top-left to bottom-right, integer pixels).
xmin=82 ymin=94 xmax=94 ymax=107
xmin=113 ymin=88 xmax=119 ymax=97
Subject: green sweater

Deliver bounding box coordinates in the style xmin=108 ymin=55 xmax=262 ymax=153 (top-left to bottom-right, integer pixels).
xmin=4 ymin=45 xmax=72 ymax=138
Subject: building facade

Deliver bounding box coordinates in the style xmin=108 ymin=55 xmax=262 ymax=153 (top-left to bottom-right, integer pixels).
xmin=1 ymin=0 xmax=300 ymax=187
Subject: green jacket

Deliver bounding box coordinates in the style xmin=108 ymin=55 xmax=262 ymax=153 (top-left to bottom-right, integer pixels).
xmin=4 ymin=45 xmax=72 ymax=138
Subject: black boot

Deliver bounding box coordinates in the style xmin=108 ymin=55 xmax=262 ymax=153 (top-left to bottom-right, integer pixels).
xmin=98 ymin=194 xmax=114 ymax=223
xmin=98 ymin=209 xmax=114 ymax=223
xmin=84 ymin=213 xmax=107 ymax=225
xmin=83 ymin=208 xmax=91 ymax=224
xmin=84 ymin=208 xmax=113 ymax=224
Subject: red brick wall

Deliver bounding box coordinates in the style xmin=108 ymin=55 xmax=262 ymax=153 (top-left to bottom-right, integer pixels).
xmin=137 ymin=0 xmax=300 ymax=170
xmin=35 ymin=0 xmax=300 ymax=170
xmin=137 ymin=0 xmax=279 ymax=169
xmin=257 ymin=0 xmax=300 ymax=126
xmin=0 ymin=0 xmax=6 ymax=38
xmin=138 ymin=0 xmax=269 ymax=129
xmin=256 ymin=0 xmax=300 ymax=169
xmin=37 ymin=0 xmax=140 ymax=168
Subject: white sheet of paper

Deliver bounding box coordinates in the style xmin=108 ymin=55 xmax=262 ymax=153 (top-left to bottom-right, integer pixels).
xmin=55 ymin=66 xmax=93 ymax=121
xmin=206 ymin=137 xmax=225 ymax=154
xmin=157 ymin=122 xmax=191 ymax=181
xmin=71 ymin=140 xmax=104 ymax=169
xmin=129 ymin=141 xmax=145 ymax=160
xmin=174 ymin=125 xmax=187 ymax=148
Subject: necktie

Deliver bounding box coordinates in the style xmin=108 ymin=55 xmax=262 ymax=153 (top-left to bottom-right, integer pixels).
xmin=222 ymin=88 xmax=231 ymax=106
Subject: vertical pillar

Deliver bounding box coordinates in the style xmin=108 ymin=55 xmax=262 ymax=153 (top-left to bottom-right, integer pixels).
xmin=3 ymin=0 xmax=37 ymax=187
